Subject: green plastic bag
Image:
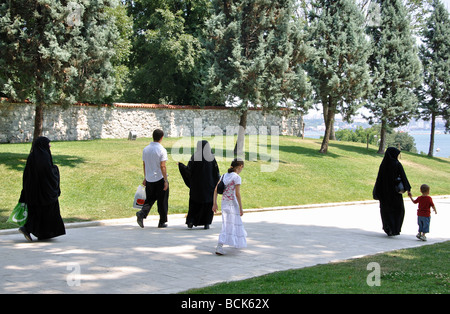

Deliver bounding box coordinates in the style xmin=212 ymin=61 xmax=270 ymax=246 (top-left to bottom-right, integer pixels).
xmin=7 ymin=203 xmax=28 ymax=227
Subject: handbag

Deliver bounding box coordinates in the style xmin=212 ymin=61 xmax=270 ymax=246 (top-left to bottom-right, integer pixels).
xmin=133 ymin=185 xmax=146 ymax=209
xmin=7 ymin=203 xmax=28 ymax=227
xmin=217 ymin=175 xmax=225 ymax=194
xmin=394 ymin=176 xmax=405 ymax=194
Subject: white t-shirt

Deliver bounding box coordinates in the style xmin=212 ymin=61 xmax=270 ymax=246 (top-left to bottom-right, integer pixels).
xmin=142 ymin=142 xmax=168 ymax=182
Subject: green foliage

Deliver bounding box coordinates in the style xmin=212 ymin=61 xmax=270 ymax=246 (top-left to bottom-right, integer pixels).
xmin=1 ymin=0 xmax=449 ymax=155
xmin=336 ymin=126 xmax=378 ymax=145
xmin=365 ymin=0 xmax=422 ymax=153
xmin=125 ymin=0 xmax=210 ymax=105
xmin=0 ymin=0 xmax=120 ymax=105
xmin=307 ymin=0 xmax=371 ymax=116
xmin=385 ymin=131 xmax=417 ymax=153
xmin=202 ymin=0 xmax=311 ymax=110
xmin=307 ymin=0 xmax=371 ymax=153
xmin=336 ymin=126 xmax=418 ymax=152
xmin=417 ymin=0 xmax=450 ymax=131
xmin=107 ymin=2 xmax=133 ymax=102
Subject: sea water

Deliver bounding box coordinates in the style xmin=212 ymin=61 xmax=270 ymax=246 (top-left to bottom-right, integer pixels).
xmin=411 ymin=133 xmax=450 ymax=158
xmin=304 ymin=131 xmax=450 ymax=158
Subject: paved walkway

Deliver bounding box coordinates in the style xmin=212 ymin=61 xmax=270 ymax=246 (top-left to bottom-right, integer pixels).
xmin=0 ymin=197 xmax=448 ymax=294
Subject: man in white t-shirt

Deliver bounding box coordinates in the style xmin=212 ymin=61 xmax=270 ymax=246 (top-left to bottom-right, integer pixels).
xmin=136 ymin=129 xmax=169 ymax=228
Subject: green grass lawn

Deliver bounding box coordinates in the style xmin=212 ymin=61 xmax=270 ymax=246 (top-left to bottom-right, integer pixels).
xmin=182 ymin=241 xmax=450 ymax=294
xmin=1 ymin=135 xmax=449 ymax=229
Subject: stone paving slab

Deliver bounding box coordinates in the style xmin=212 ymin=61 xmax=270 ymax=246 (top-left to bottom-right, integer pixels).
xmin=0 ymin=198 xmax=448 ymax=294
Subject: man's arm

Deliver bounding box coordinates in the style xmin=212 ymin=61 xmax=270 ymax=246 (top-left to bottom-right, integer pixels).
xmin=142 ymin=161 xmax=146 ymax=186
xmin=160 ymin=160 xmax=168 ymax=191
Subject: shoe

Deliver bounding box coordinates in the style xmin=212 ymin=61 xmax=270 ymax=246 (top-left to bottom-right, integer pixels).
xmin=416 ymin=233 xmax=421 ymax=240
xmin=215 ymin=244 xmax=224 ymax=255
xmin=136 ymin=212 xmax=144 ymax=228
xmin=158 ymin=222 xmax=168 ymax=228
xmin=19 ymin=227 xmax=32 ymax=242
xmin=187 ymin=223 xmax=193 ymax=229
xmin=204 ymin=224 xmax=210 ymax=230
xmin=420 ymin=234 xmax=427 ymax=241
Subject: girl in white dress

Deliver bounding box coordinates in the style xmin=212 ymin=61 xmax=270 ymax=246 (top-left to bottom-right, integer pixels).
xmin=212 ymin=159 xmax=247 ymax=255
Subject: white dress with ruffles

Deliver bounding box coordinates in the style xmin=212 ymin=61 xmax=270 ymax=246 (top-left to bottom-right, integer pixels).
xmin=218 ymin=172 xmax=247 ymax=248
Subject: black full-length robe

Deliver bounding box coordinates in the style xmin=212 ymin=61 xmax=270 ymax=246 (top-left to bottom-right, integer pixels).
xmin=178 ymin=141 xmax=220 ymax=227
xmin=19 ymin=137 xmax=65 ymax=240
xmin=373 ymin=147 xmax=411 ymax=236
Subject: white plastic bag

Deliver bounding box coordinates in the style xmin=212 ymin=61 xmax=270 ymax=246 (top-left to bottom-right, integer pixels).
xmin=133 ymin=185 xmax=146 ymax=209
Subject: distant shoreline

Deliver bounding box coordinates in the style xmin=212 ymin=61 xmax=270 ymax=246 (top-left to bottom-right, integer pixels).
xmin=302 ymin=131 xmax=450 ymax=158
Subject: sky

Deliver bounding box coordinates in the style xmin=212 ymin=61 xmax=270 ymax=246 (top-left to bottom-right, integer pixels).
xmin=443 ymin=0 xmax=450 ymax=10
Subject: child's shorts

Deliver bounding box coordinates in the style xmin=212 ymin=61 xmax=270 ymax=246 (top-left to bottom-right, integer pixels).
xmin=418 ymin=216 xmax=430 ymax=233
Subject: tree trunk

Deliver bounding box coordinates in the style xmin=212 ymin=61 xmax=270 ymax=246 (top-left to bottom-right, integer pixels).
xmin=33 ymin=103 xmax=44 ymax=142
xmin=319 ymin=103 xmax=335 ymax=154
xmin=322 ymin=100 xmax=336 ymax=142
xmin=330 ymin=115 xmax=336 ymax=140
xmin=33 ymin=38 xmax=45 ymax=143
xmin=428 ymin=112 xmax=436 ymax=157
xmin=377 ymin=119 xmax=387 ymax=154
xmin=234 ymin=109 xmax=247 ymax=159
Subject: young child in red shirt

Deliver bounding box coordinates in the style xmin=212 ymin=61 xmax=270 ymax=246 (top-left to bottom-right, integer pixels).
xmin=408 ymin=184 xmax=437 ymax=241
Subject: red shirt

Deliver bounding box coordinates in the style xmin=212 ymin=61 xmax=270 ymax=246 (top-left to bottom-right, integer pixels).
xmin=412 ymin=196 xmax=434 ymax=217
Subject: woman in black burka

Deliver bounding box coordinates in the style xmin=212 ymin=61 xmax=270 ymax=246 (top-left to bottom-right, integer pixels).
xmin=18 ymin=137 xmax=65 ymax=241
xmin=178 ymin=140 xmax=220 ymax=229
xmin=373 ymin=147 xmax=411 ymax=236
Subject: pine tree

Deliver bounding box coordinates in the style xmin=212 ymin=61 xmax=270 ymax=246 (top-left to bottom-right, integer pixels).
xmin=307 ymin=0 xmax=371 ymax=154
xmin=417 ymin=0 xmax=450 ymax=156
xmin=365 ymin=0 xmax=422 ymax=154
xmin=108 ymin=2 xmax=133 ymax=103
xmin=203 ymin=0 xmax=311 ymax=157
xmin=0 ymin=0 xmax=119 ymax=140
xmin=125 ymin=0 xmax=209 ymax=105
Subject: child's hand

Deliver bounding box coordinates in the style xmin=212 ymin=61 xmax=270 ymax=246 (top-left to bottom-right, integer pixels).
xmin=407 ymin=191 xmax=412 ymax=197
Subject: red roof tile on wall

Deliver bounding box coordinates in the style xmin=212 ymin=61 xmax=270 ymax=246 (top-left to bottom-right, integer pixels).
xmin=112 ymin=103 xmax=229 ymax=110
xmin=1 ymin=99 xmax=281 ymax=111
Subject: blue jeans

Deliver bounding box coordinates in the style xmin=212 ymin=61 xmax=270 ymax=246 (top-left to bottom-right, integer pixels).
xmin=418 ymin=216 xmax=430 ymax=233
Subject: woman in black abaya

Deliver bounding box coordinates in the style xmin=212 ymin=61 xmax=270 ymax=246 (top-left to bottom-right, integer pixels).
xmin=373 ymin=147 xmax=411 ymax=236
xmin=18 ymin=137 xmax=65 ymax=241
xmin=178 ymin=140 xmax=220 ymax=229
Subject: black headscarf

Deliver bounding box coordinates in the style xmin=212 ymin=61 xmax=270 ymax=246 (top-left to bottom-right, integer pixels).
xmin=19 ymin=137 xmax=60 ymax=206
xmin=178 ymin=140 xmax=220 ymax=203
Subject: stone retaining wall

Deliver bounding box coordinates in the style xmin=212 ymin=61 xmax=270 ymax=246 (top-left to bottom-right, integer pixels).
xmin=0 ymin=102 xmax=303 ymax=143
